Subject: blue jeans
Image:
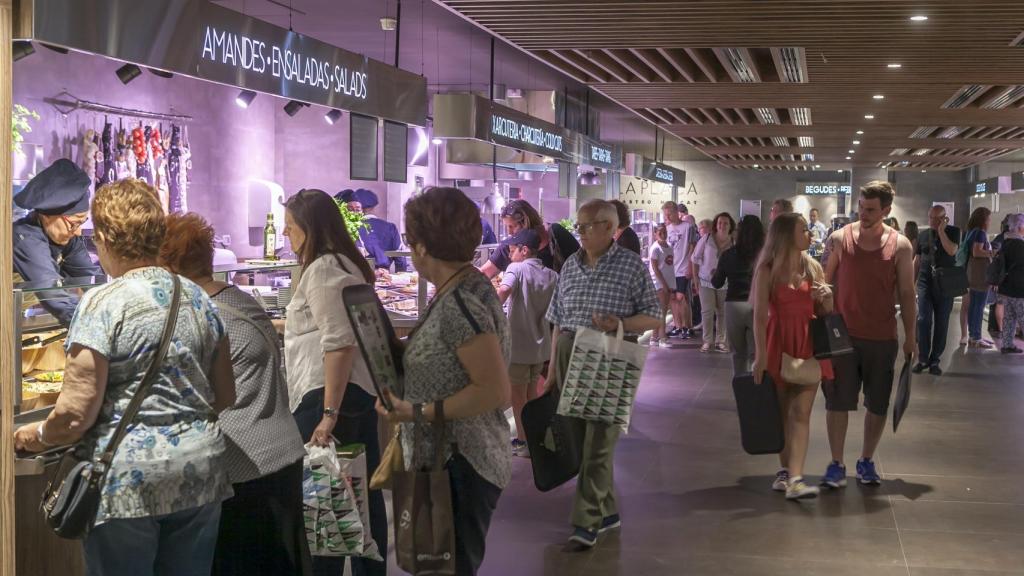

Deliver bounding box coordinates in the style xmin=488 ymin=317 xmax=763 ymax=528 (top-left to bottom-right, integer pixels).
xmin=968 ymin=289 xmax=989 ymax=341
xmin=84 ymin=502 xmax=221 ymax=576
xmin=917 ymin=279 xmax=955 ymax=365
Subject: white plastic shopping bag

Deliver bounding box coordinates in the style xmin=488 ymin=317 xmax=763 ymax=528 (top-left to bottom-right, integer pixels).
xmin=302 ymin=440 xmax=382 ymax=560
xmin=556 ymin=322 xmax=648 ymax=432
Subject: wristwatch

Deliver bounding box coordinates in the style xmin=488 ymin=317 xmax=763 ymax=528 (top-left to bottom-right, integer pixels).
xmin=323 ymin=407 xmax=339 ymax=418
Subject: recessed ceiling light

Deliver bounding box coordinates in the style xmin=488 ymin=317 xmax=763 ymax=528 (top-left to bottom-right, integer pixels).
xmin=857 ymin=130 xmax=865 ymax=135
xmin=910 ymin=15 xmax=928 ymax=21
xmin=849 ymin=150 xmax=856 ymax=154
xmin=921 ymin=169 xmax=927 ymax=173
xmin=873 ymin=95 xmax=885 ymax=100
xmin=753 ymin=164 xmax=760 ymax=168
xmin=853 ymin=140 xmax=861 ymax=145
xmin=846 ymin=156 xmax=852 ymax=160
xmin=864 ymin=115 xmax=875 ymax=119
xmin=837 ymin=169 xmax=844 ymax=173
xmin=432 ymin=138 xmax=443 ymax=145
xmin=814 ymin=164 xmax=821 ymax=168
xmin=887 ymin=63 xmax=902 ymax=69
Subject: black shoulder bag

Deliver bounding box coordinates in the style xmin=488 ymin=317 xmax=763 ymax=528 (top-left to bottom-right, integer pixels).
xmin=41 ymin=275 xmax=182 ymax=539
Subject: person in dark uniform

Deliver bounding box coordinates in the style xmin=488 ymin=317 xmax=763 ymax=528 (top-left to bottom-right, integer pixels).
xmin=12 ymin=158 xmax=103 ymax=326
xmin=337 ymin=188 xmax=407 ymax=272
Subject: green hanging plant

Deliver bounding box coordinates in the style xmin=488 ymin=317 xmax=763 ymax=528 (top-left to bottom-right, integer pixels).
xmin=12 ymin=104 xmax=40 ymax=156
xmin=336 ymin=200 xmax=369 ymax=243
xmin=558 ymin=218 xmax=576 ymax=233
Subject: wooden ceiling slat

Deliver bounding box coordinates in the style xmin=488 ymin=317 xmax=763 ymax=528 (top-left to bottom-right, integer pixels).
xmin=683 ymin=48 xmax=720 ymax=82
xmin=655 ymin=48 xmax=698 ymax=82
xmin=574 ymin=49 xmax=630 ymax=83
xmin=631 ymin=49 xmax=677 ymax=83
xmin=604 ymin=49 xmax=654 ymax=83
xmin=680 ymin=108 xmax=705 ymax=124
xmin=699 ymin=108 xmax=721 ymax=125
xmin=716 ymin=107 xmax=737 ymax=125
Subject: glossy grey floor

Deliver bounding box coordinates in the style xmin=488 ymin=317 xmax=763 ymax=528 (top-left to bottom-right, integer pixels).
xmin=387 ymin=312 xmax=1024 ymax=576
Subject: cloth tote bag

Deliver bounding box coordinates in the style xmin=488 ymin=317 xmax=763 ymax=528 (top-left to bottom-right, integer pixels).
xmin=556 ymin=322 xmax=649 ymax=432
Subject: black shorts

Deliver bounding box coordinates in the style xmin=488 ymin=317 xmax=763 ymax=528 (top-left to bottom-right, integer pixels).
xmin=674 ymin=276 xmax=691 ymax=296
xmin=822 ymin=337 xmax=899 ymax=416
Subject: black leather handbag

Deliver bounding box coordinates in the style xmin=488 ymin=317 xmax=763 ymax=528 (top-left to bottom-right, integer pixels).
xmin=933 ymin=265 xmax=969 ymax=298
xmin=811 ymin=314 xmax=855 ymax=359
xmin=41 ymin=276 xmax=181 ymax=539
xmin=731 ymin=373 xmax=784 ymax=455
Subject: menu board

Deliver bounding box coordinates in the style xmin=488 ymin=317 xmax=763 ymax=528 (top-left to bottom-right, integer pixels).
xmin=350 ymin=113 xmax=379 ymax=181
xmin=383 ymin=121 xmax=409 ymax=183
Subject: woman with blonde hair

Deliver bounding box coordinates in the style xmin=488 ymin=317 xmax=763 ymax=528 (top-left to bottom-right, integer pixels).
xmin=752 ymin=212 xmax=834 ymax=501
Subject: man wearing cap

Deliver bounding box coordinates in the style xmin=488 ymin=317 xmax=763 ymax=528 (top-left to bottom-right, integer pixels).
xmin=12 ymin=159 xmax=103 ymax=326
xmin=339 ymin=188 xmax=407 ymax=272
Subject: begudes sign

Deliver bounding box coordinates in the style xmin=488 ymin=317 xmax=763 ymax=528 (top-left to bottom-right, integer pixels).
xmin=642 ymin=159 xmax=685 ymax=186
xmin=796 ymin=183 xmax=852 ymax=195
xmin=19 ymin=0 xmax=427 ymax=126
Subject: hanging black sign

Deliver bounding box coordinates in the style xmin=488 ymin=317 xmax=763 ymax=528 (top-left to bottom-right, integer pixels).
xmin=18 ymin=0 xmax=428 ymax=126
xmin=642 ymin=158 xmax=685 ymax=186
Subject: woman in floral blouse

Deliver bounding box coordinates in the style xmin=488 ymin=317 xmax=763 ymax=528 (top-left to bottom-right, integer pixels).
xmin=14 ymin=179 xmax=236 ymax=576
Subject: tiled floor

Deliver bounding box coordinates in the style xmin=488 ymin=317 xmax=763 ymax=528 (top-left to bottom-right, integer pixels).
xmin=387 ymin=309 xmax=1024 ymax=575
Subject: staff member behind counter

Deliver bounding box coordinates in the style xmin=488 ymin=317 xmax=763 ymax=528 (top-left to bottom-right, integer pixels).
xmin=12 ymin=159 xmax=103 ymax=326
xmin=335 ymin=188 xmax=408 ymax=273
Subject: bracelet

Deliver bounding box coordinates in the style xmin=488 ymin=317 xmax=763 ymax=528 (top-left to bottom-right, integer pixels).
xmin=323 ymin=407 xmax=339 ymax=418
xmin=37 ymin=422 xmax=55 ymax=448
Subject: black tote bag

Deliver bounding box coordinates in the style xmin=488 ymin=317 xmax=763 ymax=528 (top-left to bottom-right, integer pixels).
xmin=522 ymin=389 xmax=586 ymax=492
xmin=812 ymin=314 xmax=855 ymax=359
xmin=731 ymin=373 xmax=785 ymax=455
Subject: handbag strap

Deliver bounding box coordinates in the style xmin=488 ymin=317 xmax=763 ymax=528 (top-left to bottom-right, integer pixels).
xmin=97 ymin=275 xmax=182 ymax=471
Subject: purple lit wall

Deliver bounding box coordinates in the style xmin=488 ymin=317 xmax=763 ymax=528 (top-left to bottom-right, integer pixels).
xmin=13 ymin=48 xmax=419 ymax=258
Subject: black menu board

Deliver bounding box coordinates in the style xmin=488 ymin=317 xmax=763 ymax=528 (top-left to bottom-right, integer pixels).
xmin=350 ymin=114 xmax=379 ymax=181
xmin=383 ymin=121 xmax=409 ymax=183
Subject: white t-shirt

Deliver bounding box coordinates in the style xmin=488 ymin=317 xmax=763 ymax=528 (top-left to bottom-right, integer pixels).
xmin=666 ymin=220 xmax=697 ymax=278
xmin=649 ymin=242 xmax=676 ymax=291
xmin=284 ymin=253 xmax=375 ymax=411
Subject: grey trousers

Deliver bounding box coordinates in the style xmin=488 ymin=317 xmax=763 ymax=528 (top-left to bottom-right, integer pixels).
xmin=699 ymin=285 xmax=727 ymax=346
xmin=725 ymin=300 xmax=755 ymax=376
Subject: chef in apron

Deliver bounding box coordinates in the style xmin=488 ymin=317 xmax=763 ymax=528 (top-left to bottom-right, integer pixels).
xmin=337 ymin=188 xmax=407 ymax=272
xmin=12 ymin=159 xmax=103 ymax=326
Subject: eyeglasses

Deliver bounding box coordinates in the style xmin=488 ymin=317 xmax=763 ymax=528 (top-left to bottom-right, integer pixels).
xmin=62 ymin=216 xmax=87 ymax=232
xmin=574 ymin=220 xmax=609 ymax=234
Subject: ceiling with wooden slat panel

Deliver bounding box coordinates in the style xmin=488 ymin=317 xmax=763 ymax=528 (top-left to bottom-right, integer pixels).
xmin=434 ymin=0 xmax=1024 ymax=170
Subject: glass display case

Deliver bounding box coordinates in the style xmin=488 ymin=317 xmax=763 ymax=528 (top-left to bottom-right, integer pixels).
xmin=11 ymin=261 xmax=300 ymax=426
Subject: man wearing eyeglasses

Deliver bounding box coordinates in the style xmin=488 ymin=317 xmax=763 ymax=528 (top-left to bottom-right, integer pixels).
xmin=12 ymin=159 xmax=103 ymax=326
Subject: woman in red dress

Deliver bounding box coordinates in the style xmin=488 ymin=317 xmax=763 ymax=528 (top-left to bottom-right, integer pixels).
xmin=752 ymin=212 xmax=834 ymax=500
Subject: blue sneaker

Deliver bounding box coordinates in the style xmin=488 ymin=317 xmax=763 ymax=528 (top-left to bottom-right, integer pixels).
xmin=821 ymin=461 xmax=847 ymax=489
xmin=568 ymin=526 xmax=598 ymax=549
xmin=856 ymin=458 xmax=881 ymax=486
xmin=598 ymin=514 xmax=621 ymax=534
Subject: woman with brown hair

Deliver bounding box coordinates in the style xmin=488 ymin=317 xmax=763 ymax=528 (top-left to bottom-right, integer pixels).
xmin=376 ymin=187 xmax=511 ymax=575
xmin=964 ymin=207 xmax=996 ymax=348
xmin=282 ymin=189 xmax=386 ymax=576
xmin=752 ymin=212 xmax=834 ymax=501
xmin=159 ymin=213 xmax=310 ymax=576
xmin=479 ymin=198 xmax=579 ymax=277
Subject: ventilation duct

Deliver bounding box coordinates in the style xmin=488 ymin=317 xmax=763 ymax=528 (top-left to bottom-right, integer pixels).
xmin=981 ymin=85 xmax=1024 ymax=109
xmin=789 ymin=107 xmax=812 ymax=125
xmin=937 ymin=126 xmax=965 ymax=139
xmin=771 ymin=137 xmax=789 ymax=147
xmin=801 ymin=153 xmax=815 ymax=162
xmin=723 ymin=48 xmax=758 ymax=82
xmin=911 ymin=149 xmax=933 ymax=156
xmin=798 ymin=136 xmax=814 ymax=147
xmin=890 ymin=148 xmax=910 ymax=155
xmin=777 ymin=48 xmax=807 ymax=83
xmin=909 ymin=126 xmax=937 ymax=138
xmin=942 ymin=85 xmax=986 ymax=109
xmin=756 ymin=108 xmax=780 ymax=124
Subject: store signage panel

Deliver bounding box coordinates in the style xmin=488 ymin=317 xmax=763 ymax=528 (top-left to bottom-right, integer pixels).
xmin=477 ymin=99 xmax=573 ymax=162
xmin=796 ymin=182 xmax=852 ymax=195
xmin=350 ymin=114 xmax=379 ymax=181
xmin=642 ymin=159 xmax=685 ymax=186
xmin=1012 ymin=172 xmax=1024 ymax=191
xmin=23 ymin=0 xmax=427 ymax=125
xmin=973 ymin=176 xmax=1011 ymax=194
xmin=581 ymin=137 xmax=623 ymax=172
xmin=382 ymin=121 xmax=409 ymax=183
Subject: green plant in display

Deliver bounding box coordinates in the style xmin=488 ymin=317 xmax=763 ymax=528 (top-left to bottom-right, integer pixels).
xmin=336 ymin=200 xmax=369 ymax=243
xmin=559 ymin=218 xmax=576 ymax=232
xmin=12 ymin=104 xmax=39 ymax=156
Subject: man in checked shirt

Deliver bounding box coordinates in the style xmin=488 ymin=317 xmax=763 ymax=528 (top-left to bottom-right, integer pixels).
xmin=544 ymin=199 xmax=661 ymax=550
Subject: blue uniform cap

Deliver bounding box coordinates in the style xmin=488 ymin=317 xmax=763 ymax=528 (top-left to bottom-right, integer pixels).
xmin=334 ymin=189 xmax=356 ymax=203
xmin=14 ymin=159 xmax=92 ymax=215
xmin=352 ymin=188 xmax=379 ymax=209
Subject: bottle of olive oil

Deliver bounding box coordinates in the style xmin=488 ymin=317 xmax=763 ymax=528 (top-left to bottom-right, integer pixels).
xmin=262 ymin=213 xmax=277 ymax=260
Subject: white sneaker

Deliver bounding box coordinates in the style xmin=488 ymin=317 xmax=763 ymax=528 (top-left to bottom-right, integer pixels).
xmin=659 ymin=339 xmax=674 ymax=349
xmin=649 ymin=338 xmax=661 ymax=347
xmin=772 ymin=469 xmax=790 ymax=492
xmin=786 ymin=477 xmax=820 ymax=500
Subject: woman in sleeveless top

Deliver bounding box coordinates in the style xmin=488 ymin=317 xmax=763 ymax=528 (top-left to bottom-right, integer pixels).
xmin=753 ymin=213 xmax=834 ymax=501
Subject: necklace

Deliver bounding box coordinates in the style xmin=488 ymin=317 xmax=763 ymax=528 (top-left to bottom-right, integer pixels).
xmin=433 ymin=263 xmax=474 ymax=297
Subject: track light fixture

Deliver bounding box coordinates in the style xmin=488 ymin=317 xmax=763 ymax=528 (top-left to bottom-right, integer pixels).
xmin=116 ymin=63 xmax=142 ymax=85
xmin=235 ymin=90 xmax=257 ymax=109
xmin=147 ymin=67 xmax=174 ymax=79
xmin=284 ymin=100 xmax=308 ymax=117
xmin=324 ymin=109 xmax=343 ymax=125
xmin=13 ymin=41 xmax=35 ymax=62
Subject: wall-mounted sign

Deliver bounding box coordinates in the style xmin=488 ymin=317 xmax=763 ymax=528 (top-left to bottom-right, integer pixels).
xmin=18 ymin=0 xmax=427 ymax=125
xmin=974 ymin=176 xmax=1012 ymax=195
xmin=490 ymin=114 xmax=566 ymax=156
xmin=642 ymin=158 xmax=685 ymax=186
xmin=619 ymin=175 xmax=674 ymax=211
xmin=796 ymin=182 xmax=852 ymax=196
xmin=581 ymin=137 xmax=623 ymax=172
xmin=1012 ymin=172 xmax=1024 ymax=192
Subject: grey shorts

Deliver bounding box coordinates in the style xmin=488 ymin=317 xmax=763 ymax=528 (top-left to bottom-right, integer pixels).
xmin=822 ymin=337 xmax=900 ymax=416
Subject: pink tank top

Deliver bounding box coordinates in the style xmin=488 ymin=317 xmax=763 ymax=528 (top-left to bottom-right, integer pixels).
xmin=836 ymin=226 xmax=899 ymax=340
